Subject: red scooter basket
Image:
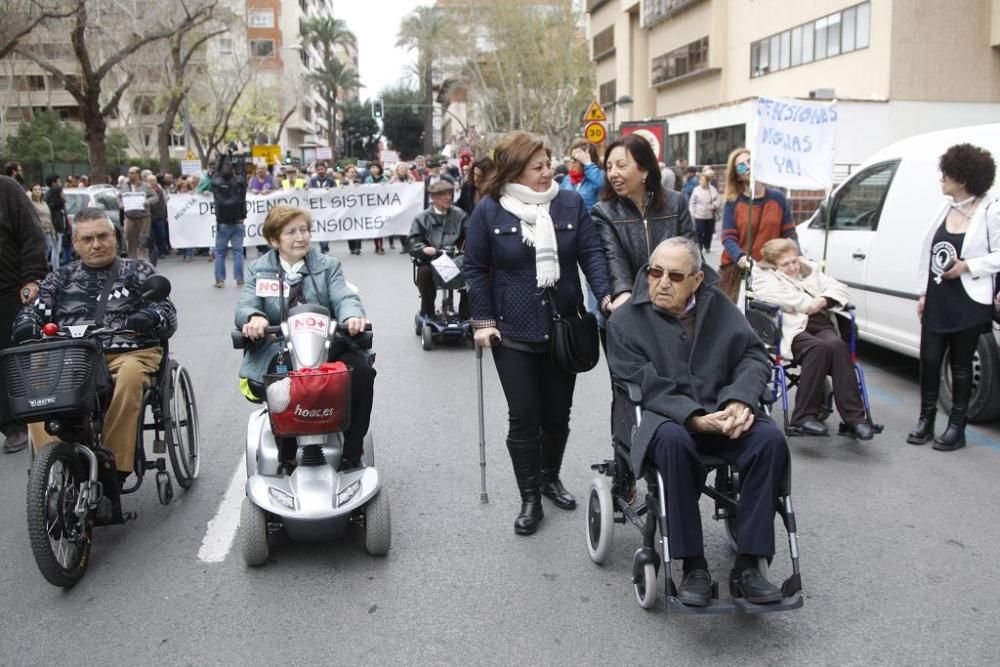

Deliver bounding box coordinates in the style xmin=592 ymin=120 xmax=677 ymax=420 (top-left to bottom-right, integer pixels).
xmin=264 ymin=362 xmax=352 ymax=437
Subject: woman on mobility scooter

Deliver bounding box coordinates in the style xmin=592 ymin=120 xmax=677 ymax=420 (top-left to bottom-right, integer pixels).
xmin=464 ymin=131 xmax=612 ymax=536
xmin=236 ymin=204 xmax=374 ymax=471
xmin=751 ymin=238 xmax=876 ymax=440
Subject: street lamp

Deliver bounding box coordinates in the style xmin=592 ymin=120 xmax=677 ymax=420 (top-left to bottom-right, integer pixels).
xmin=607 ymin=95 xmax=634 ymax=138
xmin=41 ymin=136 xmax=55 ymax=162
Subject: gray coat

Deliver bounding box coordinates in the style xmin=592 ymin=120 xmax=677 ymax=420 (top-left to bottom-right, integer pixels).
xmin=234 ymin=248 xmax=365 ymax=383
xmin=606 ymin=268 xmax=771 ymax=476
xmin=407 ymin=206 xmax=467 ymax=263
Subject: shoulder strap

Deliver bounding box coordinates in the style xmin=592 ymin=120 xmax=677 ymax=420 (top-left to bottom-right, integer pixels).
xmin=93 ymin=257 xmax=120 ymax=326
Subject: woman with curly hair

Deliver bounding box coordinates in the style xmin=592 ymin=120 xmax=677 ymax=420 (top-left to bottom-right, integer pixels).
xmin=908 ymin=143 xmax=1000 ymax=451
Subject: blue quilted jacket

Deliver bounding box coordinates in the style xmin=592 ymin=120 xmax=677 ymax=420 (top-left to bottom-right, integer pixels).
xmin=463 ymin=190 xmax=611 ymax=343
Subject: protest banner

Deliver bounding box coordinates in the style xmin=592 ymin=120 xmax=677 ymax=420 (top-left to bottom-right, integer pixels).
xmin=167 ymin=182 xmax=424 ymax=248
xmin=750 ymin=96 xmax=838 ymax=190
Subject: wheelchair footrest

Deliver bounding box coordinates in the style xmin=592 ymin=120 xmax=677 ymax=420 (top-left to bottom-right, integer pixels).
xmin=666 ymin=591 xmax=803 ymax=615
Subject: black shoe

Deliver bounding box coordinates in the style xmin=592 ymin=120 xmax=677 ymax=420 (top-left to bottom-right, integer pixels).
xmin=933 ymin=424 xmax=966 ymax=451
xmin=337 ymin=457 xmax=364 ymax=472
xmin=514 ymin=495 xmax=543 ymax=535
xmin=851 ymin=422 xmax=875 ymax=441
xmin=797 ymin=419 xmax=829 ymax=436
xmin=906 ymin=412 xmax=936 ymax=445
xmin=2 ymin=430 xmax=28 ymax=453
xmin=731 ymin=567 xmax=783 ymax=604
xmin=677 ymin=569 xmax=712 ymax=607
xmin=540 ymin=480 xmax=576 ymax=510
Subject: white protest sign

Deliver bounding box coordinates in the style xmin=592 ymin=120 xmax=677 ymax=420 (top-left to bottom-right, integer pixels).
xmin=380 ymin=150 xmax=399 ymax=165
xmin=316 ymin=146 xmax=333 ymax=160
xmin=167 ymin=182 xmax=424 ymax=248
xmin=751 ymin=96 xmax=837 ymax=190
xmin=180 ymin=159 xmax=202 ymax=176
xmin=122 ymin=192 xmax=146 ymax=212
xmin=431 ymin=253 xmax=461 ymax=284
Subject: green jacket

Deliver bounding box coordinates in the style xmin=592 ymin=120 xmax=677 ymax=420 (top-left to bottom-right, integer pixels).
xmin=234 ymin=247 xmax=366 ymax=382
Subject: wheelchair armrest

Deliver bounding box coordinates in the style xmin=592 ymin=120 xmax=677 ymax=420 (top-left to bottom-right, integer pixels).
xmin=747 ymin=300 xmax=780 ymax=315
xmin=612 ymin=377 xmax=643 ymax=404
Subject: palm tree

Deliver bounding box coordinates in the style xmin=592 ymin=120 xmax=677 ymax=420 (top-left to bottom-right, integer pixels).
xmin=396 ymin=6 xmax=444 ymax=155
xmin=301 ymin=15 xmax=358 ymax=155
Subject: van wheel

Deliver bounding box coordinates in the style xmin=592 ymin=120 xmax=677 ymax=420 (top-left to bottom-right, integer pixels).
xmin=939 ymin=331 xmax=1000 ymax=423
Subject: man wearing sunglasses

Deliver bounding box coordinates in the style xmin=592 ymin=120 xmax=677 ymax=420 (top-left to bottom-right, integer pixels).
xmin=607 ymin=237 xmax=791 ymax=607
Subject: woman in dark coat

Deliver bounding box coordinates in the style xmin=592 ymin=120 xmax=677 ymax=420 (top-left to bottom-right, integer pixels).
xmin=591 ymin=133 xmax=693 ymax=314
xmin=464 ymin=131 xmax=611 ymax=536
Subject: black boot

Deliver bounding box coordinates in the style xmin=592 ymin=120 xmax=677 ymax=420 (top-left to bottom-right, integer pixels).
xmin=507 ymin=438 xmax=543 ymax=535
xmin=934 ymin=366 xmax=970 ymax=451
xmin=933 ymin=421 xmax=966 ymax=451
xmin=540 ymin=431 xmax=576 ymax=510
xmin=906 ymin=409 xmax=936 ymax=445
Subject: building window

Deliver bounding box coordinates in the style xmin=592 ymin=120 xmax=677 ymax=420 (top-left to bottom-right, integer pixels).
xmin=668 ymin=133 xmax=689 ymax=165
xmin=169 ymin=132 xmax=186 ymax=148
xmin=598 ymin=80 xmax=617 ymax=106
xmin=695 ymin=124 xmax=745 ymax=166
xmin=750 ymin=1 xmax=870 ymax=78
xmin=592 ymin=26 xmax=615 ymax=60
xmin=249 ymin=10 xmax=274 ymax=28
xmin=642 ymin=0 xmax=706 ymax=29
xmin=651 ymin=36 xmax=709 ymax=86
xmin=250 ymin=40 xmax=275 ymax=58
xmin=21 ymin=75 xmax=46 ymax=91
xmin=302 ymin=104 xmax=312 ymax=122
xmin=131 ymin=96 xmax=155 ymax=116
xmin=218 ymin=37 xmax=233 ymax=55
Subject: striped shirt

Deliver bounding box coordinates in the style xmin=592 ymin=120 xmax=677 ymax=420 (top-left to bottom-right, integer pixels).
xmin=720 ymin=188 xmax=796 ymax=266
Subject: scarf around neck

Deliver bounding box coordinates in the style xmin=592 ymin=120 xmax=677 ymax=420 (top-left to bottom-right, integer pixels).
xmin=500 ymin=181 xmax=561 ymax=288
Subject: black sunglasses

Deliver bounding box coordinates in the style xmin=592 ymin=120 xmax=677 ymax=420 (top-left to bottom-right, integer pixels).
xmin=646 ymin=266 xmax=694 ymax=283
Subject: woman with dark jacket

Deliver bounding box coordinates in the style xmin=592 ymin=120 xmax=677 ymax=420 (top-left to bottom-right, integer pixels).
xmin=591 ymin=134 xmax=694 ymax=312
xmin=908 ymin=144 xmax=1000 ymax=452
xmin=464 ymin=131 xmax=612 ymax=536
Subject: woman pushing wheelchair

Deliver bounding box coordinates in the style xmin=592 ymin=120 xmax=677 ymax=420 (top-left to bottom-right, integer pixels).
xmin=751 ymin=238 xmax=876 ymax=440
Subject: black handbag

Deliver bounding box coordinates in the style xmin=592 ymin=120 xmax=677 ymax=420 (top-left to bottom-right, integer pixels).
xmin=547 ymin=288 xmax=600 ymax=374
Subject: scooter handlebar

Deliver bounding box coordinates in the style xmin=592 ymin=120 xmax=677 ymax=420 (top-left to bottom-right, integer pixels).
xmin=231 ymin=322 xmax=373 ymax=350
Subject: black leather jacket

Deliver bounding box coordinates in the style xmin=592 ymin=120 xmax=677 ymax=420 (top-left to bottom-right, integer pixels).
xmin=591 ymin=190 xmax=694 ymax=297
xmin=407 ymin=206 xmax=468 ymax=264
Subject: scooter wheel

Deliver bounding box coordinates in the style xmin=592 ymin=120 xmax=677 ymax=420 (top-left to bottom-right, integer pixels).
xmin=240 ymin=497 xmax=270 ymax=567
xmin=364 ymin=489 xmax=391 ymax=556
xmin=421 ymin=324 xmax=434 ymax=351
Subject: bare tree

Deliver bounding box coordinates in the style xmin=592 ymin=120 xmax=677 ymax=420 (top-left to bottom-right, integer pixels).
xmin=185 ymin=53 xmax=255 ymax=164
xmin=13 ymin=0 xmax=218 ymax=181
xmin=0 ymin=0 xmax=74 ymax=61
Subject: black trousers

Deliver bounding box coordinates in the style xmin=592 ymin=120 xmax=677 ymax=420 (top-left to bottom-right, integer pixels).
xmin=0 ymin=289 xmax=26 ymax=437
xmin=647 ymin=420 xmax=789 ymax=559
xmin=492 ymin=345 xmax=576 ymax=442
xmin=694 ymin=218 xmax=715 ymax=252
xmin=789 ymin=315 xmax=866 ymax=425
xmin=415 ymin=265 xmax=469 ymax=318
xmin=919 ymin=324 xmax=983 ymax=421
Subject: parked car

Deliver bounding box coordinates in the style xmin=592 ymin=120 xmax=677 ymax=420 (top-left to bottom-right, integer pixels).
xmin=63 ymin=186 xmax=125 ymax=253
xmin=797 ymin=123 xmax=1000 ymax=422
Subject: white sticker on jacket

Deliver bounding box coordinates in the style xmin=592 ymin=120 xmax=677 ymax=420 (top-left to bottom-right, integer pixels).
xmin=256 ymin=279 xmax=290 ymax=297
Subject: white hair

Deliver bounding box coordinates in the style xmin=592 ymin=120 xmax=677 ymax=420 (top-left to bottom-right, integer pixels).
xmin=650 ymin=237 xmax=702 ymax=272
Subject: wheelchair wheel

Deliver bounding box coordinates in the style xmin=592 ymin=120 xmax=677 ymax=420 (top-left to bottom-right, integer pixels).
xmin=25 ymin=441 xmax=93 ymax=588
xmin=165 ymin=362 xmax=200 ymax=489
xmin=421 ymin=324 xmax=434 ymax=351
xmin=632 ymin=549 xmax=658 ymax=610
xmin=363 ymin=489 xmax=391 ymax=556
xmin=240 ymin=497 xmax=270 ymax=567
xmin=585 ymin=477 xmax=614 ymax=564
xmin=714 ymin=468 xmax=739 ymax=552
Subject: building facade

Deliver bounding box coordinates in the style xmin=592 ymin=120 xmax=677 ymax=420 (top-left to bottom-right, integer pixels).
xmin=587 ymin=0 xmax=1000 ymax=170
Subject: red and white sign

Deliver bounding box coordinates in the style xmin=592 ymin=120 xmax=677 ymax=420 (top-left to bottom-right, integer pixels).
xmin=255 ymin=279 xmax=291 ymax=298
xmin=619 ymin=120 xmax=669 ymax=162
xmin=315 ymin=146 xmax=333 ymax=160
xmin=288 ymin=313 xmax=329 ymax=337
xmin=380 ymin=150 xmax=399 ymax=165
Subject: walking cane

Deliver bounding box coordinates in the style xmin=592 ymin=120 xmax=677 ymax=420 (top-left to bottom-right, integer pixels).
xmin=475 ymin=344 xmax=489 ymax=504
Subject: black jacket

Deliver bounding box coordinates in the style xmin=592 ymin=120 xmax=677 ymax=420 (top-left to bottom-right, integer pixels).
xmin=606 ymin=267 xmax=770 ymax=476
xmin=0 ymin=176 xmax=49 ymax=294
xmin=407 ymin=206 xmax=468 ymax=263
xmin=211 ymin=155 xmax=248 ymax=224
xmin=44 ymin=184 xmax=66 ymax=234
xmin=591 ymin=190 xmax=694 ymax=297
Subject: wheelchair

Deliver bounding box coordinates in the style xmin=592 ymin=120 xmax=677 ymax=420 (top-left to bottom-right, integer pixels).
xmin=745 ymin=300 xmax=883 ymax=437
xmin=584 ymin=377 xmax=803 ymax=614
xmin=412 ymin=246 xmax=472 ymax=350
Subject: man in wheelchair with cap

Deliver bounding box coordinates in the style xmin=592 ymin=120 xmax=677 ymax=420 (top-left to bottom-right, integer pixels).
xmin=606 ymin=237 xmax=790 ymax=607
xmin=407 ymin=175 xmax=470 ymax=320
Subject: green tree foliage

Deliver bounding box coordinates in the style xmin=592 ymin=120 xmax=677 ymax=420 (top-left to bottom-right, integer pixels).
xmin=301 ymin=15 xmax=359 ymax=153
xmin=378 ymin=85 xmax=423 ymax=159
xmin=5 ymin=109 xmax=124 ymax=162
xmin=396 ymin=6 xmax=444 ymax=155
xmin=340 ymin=100 xmax=381 ymax=160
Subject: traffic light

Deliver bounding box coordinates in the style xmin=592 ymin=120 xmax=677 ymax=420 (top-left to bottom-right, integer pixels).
xmin=372 ymin=98 xmax=383 ymax=119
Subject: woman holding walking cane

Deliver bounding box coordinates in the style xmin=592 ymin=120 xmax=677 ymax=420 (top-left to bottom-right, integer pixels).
xmin=718 ymin=148 xmax=798 ymax=303
xmin=464 ymin=131 xmax=611 ymax=536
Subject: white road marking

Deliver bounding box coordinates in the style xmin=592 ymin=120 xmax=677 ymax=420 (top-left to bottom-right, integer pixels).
xmin=197 ymin=454 xmax=247 ymax=563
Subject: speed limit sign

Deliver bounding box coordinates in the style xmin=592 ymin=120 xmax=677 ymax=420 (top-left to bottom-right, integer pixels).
xmin=584 ymin=121 xmax=607 ymax=145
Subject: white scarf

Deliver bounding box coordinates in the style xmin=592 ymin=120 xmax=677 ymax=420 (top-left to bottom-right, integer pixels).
xmin=500 ymin=182 xmax=561 ymax=288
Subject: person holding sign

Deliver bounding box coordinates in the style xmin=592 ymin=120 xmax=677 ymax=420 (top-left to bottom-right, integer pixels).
xmin=118 ymin=166 xmax=155 ymax=260
xmin=718 ymin=148 xmax=797 ymax=304
xmin=408 ymin=176 xmax=469 ymax=320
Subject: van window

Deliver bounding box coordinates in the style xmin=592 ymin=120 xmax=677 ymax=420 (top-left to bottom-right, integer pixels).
xmin=823 ymin=161 xmax=898 ymax=231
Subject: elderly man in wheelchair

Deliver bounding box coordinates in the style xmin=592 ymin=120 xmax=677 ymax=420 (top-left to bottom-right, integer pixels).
xmin=11 ymin=208 xmax=178 ymax=490
xmin=605 ymin=237 xmax=795 ymax=610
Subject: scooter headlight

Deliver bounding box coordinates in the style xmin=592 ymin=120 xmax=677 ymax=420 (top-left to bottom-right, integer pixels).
xmin=336 ymin=480 xmax=361 ymax=506
xmin=268 ymin=486 xmax=296 ymax=510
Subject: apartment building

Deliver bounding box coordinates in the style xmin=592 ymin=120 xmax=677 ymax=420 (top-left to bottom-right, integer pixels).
xmin=587 ymin=0 xmax=1000 ymax=169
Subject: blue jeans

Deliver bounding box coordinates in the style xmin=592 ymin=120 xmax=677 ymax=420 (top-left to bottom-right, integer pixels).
xmin=214 ymin=222 xmax=245 ymax=282
xmin=151 ymin=217 xmax=169 ymax=254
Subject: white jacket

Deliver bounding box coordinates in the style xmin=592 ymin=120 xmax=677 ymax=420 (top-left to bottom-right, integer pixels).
xmin=751 ymin=258 xmax=852 ymax=359
xmin=918 ymin=197 xmax=1000 ymax=304
xmin=688 ymin=184 xmax=720 ymax=221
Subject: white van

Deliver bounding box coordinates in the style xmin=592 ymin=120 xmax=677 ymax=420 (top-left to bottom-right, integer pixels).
xmin=796 ymin=123 xmax=1000 ymax=422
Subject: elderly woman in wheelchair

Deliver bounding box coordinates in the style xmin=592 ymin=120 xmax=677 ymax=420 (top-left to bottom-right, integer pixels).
xmin=750 ymin=238 xmax=876 ymax=440
xmin=594 ymin=238 xmax=802 ymax=613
